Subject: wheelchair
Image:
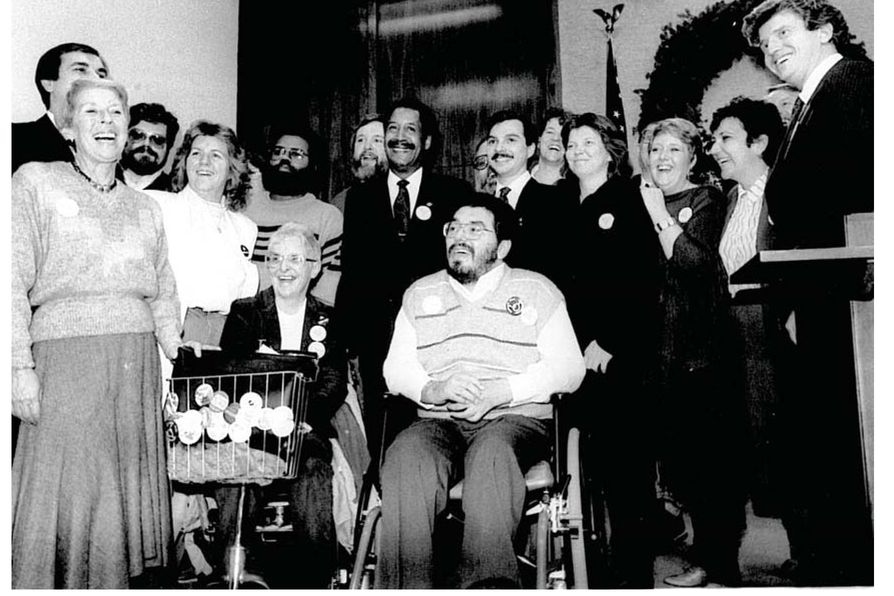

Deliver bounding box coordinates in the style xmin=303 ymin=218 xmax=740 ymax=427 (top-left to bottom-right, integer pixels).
xmin=343 ymin=392 xmax=603 ymax=589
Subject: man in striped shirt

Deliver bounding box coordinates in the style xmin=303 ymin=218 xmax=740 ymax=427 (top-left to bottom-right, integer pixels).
xmin=245 ymin=124 xmax=342 ymax=305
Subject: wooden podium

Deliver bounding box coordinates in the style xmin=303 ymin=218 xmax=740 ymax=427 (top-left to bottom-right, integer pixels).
xmin=731 ymin=214 xmax=873 ymax=585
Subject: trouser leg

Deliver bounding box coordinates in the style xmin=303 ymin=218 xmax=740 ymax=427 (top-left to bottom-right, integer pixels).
xmin=376 ymin=418 xmax=462 ymax=589
xmin=458 ymin=415 xmax=549 ymax=588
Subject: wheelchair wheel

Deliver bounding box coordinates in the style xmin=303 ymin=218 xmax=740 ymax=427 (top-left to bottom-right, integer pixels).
xmin=348 ymin=505 xmax=381 ymax=589
xmin=564 ymin=427 xmax=589 ymax=588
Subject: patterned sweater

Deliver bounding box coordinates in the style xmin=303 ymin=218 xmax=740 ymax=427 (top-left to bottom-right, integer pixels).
xmin=243 ymin=190 xmax=343 ymax=306
xmin=11 ymin=161 xmax=181 ymax=369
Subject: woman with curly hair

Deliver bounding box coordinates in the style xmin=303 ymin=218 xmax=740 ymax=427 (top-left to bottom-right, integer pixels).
xmin=146 ymin=120 xmax=259 ymax=346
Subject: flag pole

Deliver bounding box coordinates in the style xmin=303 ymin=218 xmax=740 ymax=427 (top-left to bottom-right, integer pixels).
xmin=593 ymin=4 xmax=627 ymax=133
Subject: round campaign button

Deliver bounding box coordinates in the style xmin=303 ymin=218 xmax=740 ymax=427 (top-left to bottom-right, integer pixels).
xmin=55 ymin=196 xmax=80 ymax=217
xmin=210 ymin=391 xmax=229 ymax=413
xmin=415 ymin=204 xmax=432 ymax=221
xmin=271 ymin=418 xmax=296 ymax=438
xmin=177 ymin=410 xmax=203 ymax=445
xmin=308 ymin=341 xmax=326 ymax=358
xmin=309 ymin=325 xmax=327 ymax=342
xmin=257 ymin=407 xmax=276 ymax=431
xmin=194 ymin=383 xmax=214 ymax=407
xmin=520 ymin=305 xmax=538 ymax=326
xmin=239 ymin=405 xmax=262 ymax=428
xmin=206 ymin=421 xmax=228 ymax=442
xmin=223 ymin=402 xmax=241 ymax=424
xmin=240 ymin=391 xmax=263 ymax=411
xmin=598 ymin=213 xmax=615 ymax=230
xmin=678 ymin=207 xmax=693 ymax=224
xmin=228 ymin=420 xmax=252 ymax=443
xmin=272 ymin=405 xmax=294 ymax=424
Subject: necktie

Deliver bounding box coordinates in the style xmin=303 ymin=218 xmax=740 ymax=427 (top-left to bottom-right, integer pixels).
xmin=394 ymin=179 xmax=410 ymax=237
xmin=789 ymin=97 xmax=805 ymax=125
xmin=498 ymin=186 xmax=511 ymax=204
xmin=775 ymin=97 xmax=806 ymax=165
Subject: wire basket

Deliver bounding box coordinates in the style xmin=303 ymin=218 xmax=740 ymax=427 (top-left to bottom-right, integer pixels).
xmin=164 ymin=350 xmax=318 ymax=485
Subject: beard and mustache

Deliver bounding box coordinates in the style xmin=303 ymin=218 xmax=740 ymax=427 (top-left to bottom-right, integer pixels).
xmin=262 ymin=160 xmax=316 ymax=196
xmin=352 ymin=149 xmax=387 ymax=181
xmin=447 ymin=241 xmax=499 ymax=285
xmin=121 ymin=145 xmax=166 ymax=176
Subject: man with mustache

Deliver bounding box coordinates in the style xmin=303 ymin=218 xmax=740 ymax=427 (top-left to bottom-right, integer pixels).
xmin=377 ymin=193 xmax=585 ymax=588
xmin=329 ymin=114 xmax=387 ymax=214
xmin=485 ymin=110 xmax=576 ymax=293
xmin=740 ymin=0 xmax=874 ymax=585
xmin=244 ymin=124 xmax=343 ymax=306
xmin=336 ymin=96 xmax=472 ymax=461
xmin=12 ymin=42 xmax=108 ymax=174
xmin=119 ymin=102 xmax=179 ymax=191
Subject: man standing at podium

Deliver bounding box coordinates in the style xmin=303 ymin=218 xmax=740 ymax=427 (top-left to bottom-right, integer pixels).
xmin=742 ymin=0 xmax=873 ymax=586
xmin=743 ymin=0 xmax=872 ymax=249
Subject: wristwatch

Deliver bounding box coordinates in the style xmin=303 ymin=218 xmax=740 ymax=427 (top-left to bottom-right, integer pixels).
xmin=655 ymin=217 xmax=677 ymax=233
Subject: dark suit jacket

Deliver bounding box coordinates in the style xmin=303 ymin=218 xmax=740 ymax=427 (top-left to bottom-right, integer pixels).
xmin=507 ymin=177 xmax=578 ymax=294
xmin=11 ymin=114 xmax=74 ymax=174
xmin=219 ymin=288 xmax=347 ymax=434
xmin=116 ymin=165 xmax=174 ymax=191
xmin=766 ymin=58 xmax=873 ymax=248
xmin=336 ymin=170 xmax=471 ymax=368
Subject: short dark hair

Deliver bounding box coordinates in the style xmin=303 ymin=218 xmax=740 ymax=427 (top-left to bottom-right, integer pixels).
xmin=540 ymin=107 xmax=570 ymax=134
xmin=386 ymin=96 xmax=439 ymax=143
xmin=35 ymin=42 xmax=104 ymax=108
xmin=453 ymin=192 xmax=519 ymax=243
xmin=561 ymin=112 xmax=632 ymax=179
xmin=742 ymin=0 xmax=855 ymax=54
xmin=129 ymin=102 xmax=180 ymax=147
xmin=485 ymin=110 xmax=537 ymax=145
xmin=709 ymin=97 xmax=784 ymax=163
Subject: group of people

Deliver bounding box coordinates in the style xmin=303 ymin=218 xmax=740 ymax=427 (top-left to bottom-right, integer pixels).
xmin=10 ymin=0 xmax=872 ymax=589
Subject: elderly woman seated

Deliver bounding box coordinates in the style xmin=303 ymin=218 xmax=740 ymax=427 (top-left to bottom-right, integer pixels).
xmin=214 ymin=222 xmax=347 ymax=588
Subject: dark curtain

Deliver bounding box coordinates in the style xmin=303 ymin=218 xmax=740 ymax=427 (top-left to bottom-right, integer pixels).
xmin=238 ymin=0 xmax=558 ymax=198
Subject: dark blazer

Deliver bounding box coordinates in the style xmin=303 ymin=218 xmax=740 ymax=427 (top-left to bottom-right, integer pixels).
xmin=336 ymin=170 xmax=471 ymax=365
xmin=11 ymin=114 xmax=74 ymax=174
xmin=219 ymin=288 xmax=347 ymax=434
xmin=765 ymin=58 xmax=873 ymax=249
xmin=507 ymin=177 xmax=578 ymax=294
xmin=568 ymin=175 xmax=663 ymax=362
xmin=116 ymin=165 xmax=174 ymax=191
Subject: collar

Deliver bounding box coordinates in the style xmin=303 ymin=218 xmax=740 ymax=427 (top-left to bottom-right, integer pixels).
xmin=799 ymin=53 xmax=842 ymax=104
xmin=737 ymin=171 xmax=768 ymax=203
xmin=448 ymin=262 xmax=507 ymax=302
xmin=388 ymin=167 xmax=423 ymax=193
xmin=496 ymin=171 xmax=532 ymax=208
xmin=46 ymin=111 xmax=58 ymax=128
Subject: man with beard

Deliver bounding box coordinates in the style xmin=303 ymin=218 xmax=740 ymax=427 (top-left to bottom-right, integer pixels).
xmin=377 ymin=193 xmax=585 ymax=588
xmin=244 ymin=124 xmax=343 ymax=306
xmin=329 ymin=114 xmax=387 ymax=214
xmin=486 ymin=110 xmax=576 ymax=293
xmin=119 ymin=102 xmax=179 ymax=191
xmin=12 ymin=42 xmax=108 ymax=174
xmin=336 ymin=96 xmax=471 ymax=460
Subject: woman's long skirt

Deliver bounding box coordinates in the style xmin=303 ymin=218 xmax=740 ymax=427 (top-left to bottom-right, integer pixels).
xmin=12 ymin=332 xmax=173 ymax=588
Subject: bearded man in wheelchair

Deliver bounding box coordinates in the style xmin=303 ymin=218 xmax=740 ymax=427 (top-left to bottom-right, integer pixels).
xmin=378 ymin=193 xmax=585 ymax=588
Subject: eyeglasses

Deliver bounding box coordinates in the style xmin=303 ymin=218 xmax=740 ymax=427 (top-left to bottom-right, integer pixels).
xmin=264 ymin=253 xmax=318 ymax=268
xmin=272 ymin=146 xmax=309 ymax=160
xmin=443 ymin=221 xmax=495 ymax=239
xmin=128 ymin=129 xmax=167 ymax=146
xmin=472 ymin=155 xmax=489 ymax=170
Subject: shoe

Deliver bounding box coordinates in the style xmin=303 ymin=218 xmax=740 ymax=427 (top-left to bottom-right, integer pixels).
xmin=664 ymin=566 xmax=708 ymax=587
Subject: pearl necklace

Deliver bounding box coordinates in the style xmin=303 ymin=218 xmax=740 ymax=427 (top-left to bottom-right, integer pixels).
xmin=71 ymin=162 xmax=117 ymax=193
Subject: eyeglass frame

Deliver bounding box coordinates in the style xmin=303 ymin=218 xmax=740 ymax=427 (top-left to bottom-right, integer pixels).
xmin=128 ymin=128 xmax=167 ymax=147
xmin=271 ymin=146 xmax=310 ymax=161
xmin=472 ymin=154 xmax=490 ymax=170
xmin=264 ymin=253 xmax=319 ymax=268
xmin=443 ymin=221 xmax=496 ymax=239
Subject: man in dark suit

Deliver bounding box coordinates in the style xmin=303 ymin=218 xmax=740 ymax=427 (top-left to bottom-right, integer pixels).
xmin=743 ymin=0 xmax=872 ymax=249
xmin=119 ymin=102 xmax=180 ymax=191
xmin=12 ymin=42 xmax=108 ymax=174
xmin=216 ymin=222 xmax=347 ymax=588
xmin=742 ymin=0 xmax=873 ymax=586
xmin=336 ymin=96 xmax=471 ymax=460
xmin=484 ymin=110 xmax=576 ymax=293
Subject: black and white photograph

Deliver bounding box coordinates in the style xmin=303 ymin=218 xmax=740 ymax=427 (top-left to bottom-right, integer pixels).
xmin=8 ymin=0 xmax=877 ymax=589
